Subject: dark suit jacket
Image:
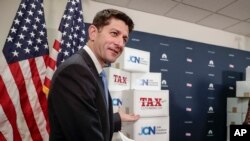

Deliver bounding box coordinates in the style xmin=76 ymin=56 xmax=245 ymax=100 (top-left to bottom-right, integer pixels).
xmin=48 ymin=49 xmax=121 ymax=141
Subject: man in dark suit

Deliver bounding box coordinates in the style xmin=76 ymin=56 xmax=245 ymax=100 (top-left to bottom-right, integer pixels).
xmin=48 ymin=9 xmax=139 ymax=141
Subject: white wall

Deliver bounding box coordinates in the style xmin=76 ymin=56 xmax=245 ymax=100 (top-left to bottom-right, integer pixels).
xmin=1 ymin=0 xmax=250 ymax=55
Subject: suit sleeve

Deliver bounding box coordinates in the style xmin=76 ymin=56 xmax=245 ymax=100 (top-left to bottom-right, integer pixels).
xmin=113 ymin=112 xmax=121 ymax=132
xmin=48 ymin=64 xmax=104 ymax=141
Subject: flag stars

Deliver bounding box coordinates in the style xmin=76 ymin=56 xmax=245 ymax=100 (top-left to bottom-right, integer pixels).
xmin=75 ymin=25 xmax=80 ymax=30
xmin=18 ymin=33 xmax=25 ymax=40
xmin=17 ymin=10 xmax=24 ymax=17
xmin=33 ymin=24 xmax=38 ymax=30
xmin=79 ymin=37 xmax=84 ymax=42
xmin=77 ymin=17 xmax=82 ymax=22
xmin=14 ymin=19 xmax=20 ymax=25
xmin=21 ymin=25 xmax=28 ymax=32
xmin=66 ymin=42 xmax=71 ymax=48
xmin=12 ymin=50 xmax=19 ymax=57
xmin=21 ymin=3 xmax=27 ymax=9
xmin=11 ymin=27 xmax=17 ymax=33
xmin=36 ymin=38 xmax=42 ymax=43
xmin=62 ymin=31 xmax=67 ymax=36
xmin=77 ymin=45 xmax=83 ymax=50
xmin=27 ymin=39 xmax=33 ymax=46
xmin=3 ymin=0 xmax=48 ymax=62
xmin=42 ymin=23 xmax=46 ymax=28
xmin=15 ymin=42 xmax=22 ymax=48
xmin=73 ymin=33 xmax=77 ymax=38
xmin=61 ymin=40 xmax=64 ymax=44
xmin=69 ymin=7 xmax=74 ymax=12
xmin=64 ymin=23 xmax=69 ymax=28
xmin=35 ymin=17 xmax=41 ymax=22
xmin=63 ymin=50 xmax=69 ymax=56
xmin=24 ymin=47 xmax=31 ymax=54
xmin=30 ymin=3 xmax=36 ymax=9
xmin=44 ymin=44 xmax=48 ymax=49
xmin=7 ymin=36 xmax=13 ymax=42
xmin=38 ymin=9 xmax=43 ymax=15
xmin=34 ymin=45 xmax=39 ymax=51
xmin=69 ymin=34 xmax=73 ymax=40
xmin=79 ymin=11 xmax=83 ymax=15
xmin=28 ymin=10 xmax=34 ymax=16
xmin=67 ymin=15 xmax=72 ymax=20
xmin=30 ymin=32 xmax=35 ymax=37
xmin=25 ymin=17 xmax=31 ymax=24
xmin=39 ymin=30 xmax=45 ymax=36
xmin=72 ymin=0 xmax=76 ymax=5
xmin=63 ymin=14 xmax=67 ymax=19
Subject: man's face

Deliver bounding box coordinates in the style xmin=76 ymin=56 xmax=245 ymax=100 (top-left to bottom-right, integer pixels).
xmin=90 ymin=18 xmax=129 ymax=66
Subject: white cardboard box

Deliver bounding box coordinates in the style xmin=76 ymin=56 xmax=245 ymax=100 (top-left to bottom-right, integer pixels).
xmin=122 ymin=117 xmax=169 ymax=141
xmin=123 ymin=90 xmax=169 ymax=117
xmin=227 ymin=112 xmax=243 ymax=125
xmin=104 ymin=67 xmax=131 ymax=91
xmin=110 ymin=91 xmax=130 ymax=113
xmin=112 ymin=47 xmax=150 ymax=72
xmin=241 ymin=98 xmax=249 ymax=114
xmin=227 ymin=97 xmax=243 ymax=113
xmin=130 ymin=72 xmax=162 ymax=90
xmin=236 ymin=81 xmax=250 ymax=97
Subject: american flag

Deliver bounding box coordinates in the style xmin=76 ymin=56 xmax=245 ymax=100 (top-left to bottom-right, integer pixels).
xmin=0 ymin=0 xmax=49 ymax=141
xmin=43 ymin=0 xmax=86 ymax=95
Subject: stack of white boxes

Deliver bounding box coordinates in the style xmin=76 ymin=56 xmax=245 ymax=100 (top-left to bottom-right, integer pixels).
xmin=105 ymin=47 xmax=169 ymax=141
xmin=227 ymin=66 xmax=250 ymax=141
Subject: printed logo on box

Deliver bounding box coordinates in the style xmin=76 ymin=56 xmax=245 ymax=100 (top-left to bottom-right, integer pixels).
xmin=138 ymin=126 xmax=167 ymax=136
xmin=137 ymin=79 xmax=159 ymax=87
xmin=113 ymin=74 xmax=128 ymax=85
xmin=112 ymin=98 xmax=122 ymax=107
xmin=140 ymin=97 xmax=164 ymax=110
xmin=127 ymin=55 xmax=149 ymax=65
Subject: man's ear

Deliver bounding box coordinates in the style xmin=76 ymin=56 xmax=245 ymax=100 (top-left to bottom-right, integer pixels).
xmin=88 ymin=25 xmax=97 ymax=41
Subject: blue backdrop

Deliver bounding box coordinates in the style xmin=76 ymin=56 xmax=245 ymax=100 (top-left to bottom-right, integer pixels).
xmin=126 ymin=31 xmax=250 ymax=141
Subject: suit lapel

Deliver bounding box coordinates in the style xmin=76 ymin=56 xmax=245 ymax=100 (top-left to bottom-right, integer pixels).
xmin=78 ymin=49 xmax=111 ymax=140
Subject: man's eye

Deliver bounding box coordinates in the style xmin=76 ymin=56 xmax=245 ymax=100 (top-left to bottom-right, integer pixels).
xmin=123 ymin=38 xmax=128 ymax=43
xmin=111 ymin=32 xmax=118 ymax=36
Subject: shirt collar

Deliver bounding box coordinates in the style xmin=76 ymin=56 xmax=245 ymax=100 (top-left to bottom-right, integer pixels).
xmin=83 ymin=45 xmax=102 ymax=74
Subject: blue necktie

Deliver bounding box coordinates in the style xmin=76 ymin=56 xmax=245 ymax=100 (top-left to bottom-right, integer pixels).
xmin=100 ymin=70 xmax=109 ymax=107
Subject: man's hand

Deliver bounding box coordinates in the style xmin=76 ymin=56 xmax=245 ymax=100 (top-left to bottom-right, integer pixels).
xmin=118 ymin=108 xmax=140 ymax=122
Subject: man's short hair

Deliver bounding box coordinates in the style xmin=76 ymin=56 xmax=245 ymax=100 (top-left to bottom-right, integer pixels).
xmin=92 ymin=9 xmax=134 ymax=33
